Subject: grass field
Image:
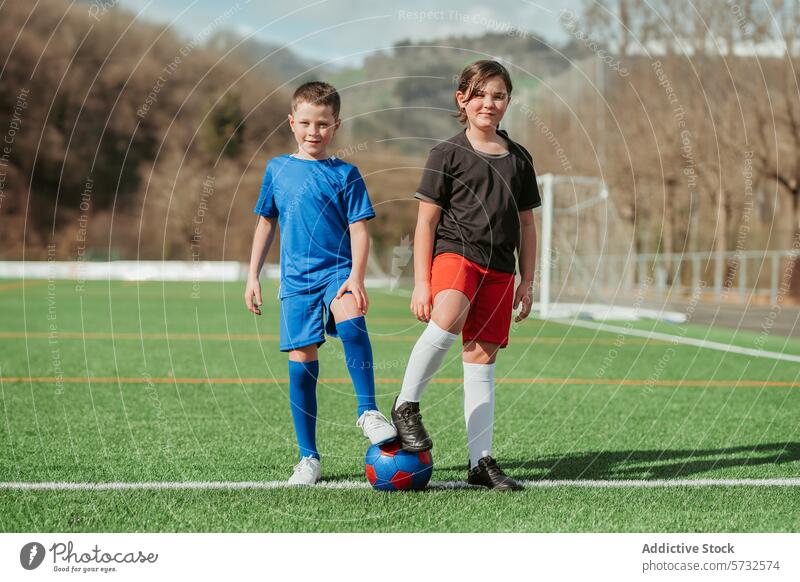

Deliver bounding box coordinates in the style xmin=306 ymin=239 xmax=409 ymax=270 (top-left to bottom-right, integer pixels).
xmin=1 ymin=279 xmax=799 ymax=532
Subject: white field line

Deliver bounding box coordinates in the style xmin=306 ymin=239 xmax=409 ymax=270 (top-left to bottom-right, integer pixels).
xmin=560 ymin=319 xmax=800 ymax=364
xmin=1 ymin=478 xmax=799 ymax=491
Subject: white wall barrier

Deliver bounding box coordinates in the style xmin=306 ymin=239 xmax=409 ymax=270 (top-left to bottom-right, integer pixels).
xmin=0 ymin=261 xmax=247 ymax=282
xmin=0 ymin=261 xmax=393 ymax=287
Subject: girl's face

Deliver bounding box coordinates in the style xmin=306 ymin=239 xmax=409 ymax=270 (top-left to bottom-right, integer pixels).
xmin=456 ymin=75 xmax=511 ymax=131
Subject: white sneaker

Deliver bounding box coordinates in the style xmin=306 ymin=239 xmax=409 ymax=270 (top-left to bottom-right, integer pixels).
xmin=287 ymin=456 xmax=321 ymax=486
xmin=357 ymin=410 xmax=398 ymax=445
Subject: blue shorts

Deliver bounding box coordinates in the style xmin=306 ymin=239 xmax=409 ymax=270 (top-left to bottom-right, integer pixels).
xmin=278 ymin=277 xmax=348 ymax=352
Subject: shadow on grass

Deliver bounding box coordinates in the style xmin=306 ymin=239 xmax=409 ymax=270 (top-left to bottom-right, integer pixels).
xmin=320 ymin=442 xmax=800 ymax=485
xmin=458 ymin=442 xmax=800 ymax=481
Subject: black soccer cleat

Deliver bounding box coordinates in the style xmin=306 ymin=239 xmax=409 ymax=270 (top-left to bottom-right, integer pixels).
xmin=467 ymin=456 xmax=523 ymax=491
xmin=391 ymin=397 xmax=433 ymax=452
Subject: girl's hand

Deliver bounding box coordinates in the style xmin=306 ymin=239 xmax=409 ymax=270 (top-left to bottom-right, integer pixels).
xmin=513 ymin=279 xmax=534 ymax=322
xmin=336 ymin=277 xmax=369 ymax=315
xmin=245 ymin=277 xmax=263 ymax=315
xmin=411 ymin=283 xmax=432 ymax=322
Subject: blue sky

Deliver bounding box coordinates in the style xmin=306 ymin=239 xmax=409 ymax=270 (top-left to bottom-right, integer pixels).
xmin=116 ymin=0 xmax=583 ymax=66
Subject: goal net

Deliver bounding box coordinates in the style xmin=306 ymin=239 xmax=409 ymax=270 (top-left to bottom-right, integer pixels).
xmin=535 ymin=174 xmax=677 ymax=322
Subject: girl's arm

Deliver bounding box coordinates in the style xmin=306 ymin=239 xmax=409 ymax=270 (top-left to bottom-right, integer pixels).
xmin=514 ymin=209 xmax=537 ymax=322
xmin=335 ymin=219 xmax=370 ymax=315
xmin=411 ymin=200 xmax=442 ymax=322
xmin=245 ymin=216 xmax=278 ymax=315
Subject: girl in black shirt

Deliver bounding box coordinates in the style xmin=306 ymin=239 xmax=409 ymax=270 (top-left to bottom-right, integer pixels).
xmin=390 ymin=60 xmax=541 ymax=490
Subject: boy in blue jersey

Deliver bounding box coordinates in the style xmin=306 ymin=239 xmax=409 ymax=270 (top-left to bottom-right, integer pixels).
xmin=245 ymin=82 xmax=396 ymax=486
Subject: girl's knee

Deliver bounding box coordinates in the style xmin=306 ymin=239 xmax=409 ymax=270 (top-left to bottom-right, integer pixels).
xmin=431 ymin=292 xmax=470 ymax=333
xmin=462 ymin=341 xmax=500 ymax=364
xmin=431 ymin=314 xmax=463 ymax=335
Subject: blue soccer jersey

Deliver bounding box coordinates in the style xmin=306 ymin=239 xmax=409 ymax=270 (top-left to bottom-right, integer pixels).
xmin=253 ymin=155 xmax=375 ymax=298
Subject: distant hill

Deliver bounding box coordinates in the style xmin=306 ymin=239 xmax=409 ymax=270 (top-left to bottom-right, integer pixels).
xmin=205 ymin=31 xmax=324 ymax=85
xmin=324 ymin=31 xmax=585 ymax=154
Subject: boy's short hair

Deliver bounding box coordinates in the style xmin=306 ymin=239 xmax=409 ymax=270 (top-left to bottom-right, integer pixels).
xmin=454 ymin=60 xmax=513 ymax=124
xmin=292 ymin=81 xmax=341 ymax=119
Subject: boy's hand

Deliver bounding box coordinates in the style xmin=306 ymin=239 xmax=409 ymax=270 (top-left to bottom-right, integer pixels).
xmin=513 ymin=279 xmax=534 ymax=322
xmin=336 ymin=277 xmax=369 ymax=315
xmin=411 ymin=283 xmax=432 ymax=323
xmin=245 ymin=277 xmax=263 ymax=315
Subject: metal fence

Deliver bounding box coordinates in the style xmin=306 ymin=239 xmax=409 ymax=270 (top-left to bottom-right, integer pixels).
xmin=553 ymin=250 xmax=800 ymax=304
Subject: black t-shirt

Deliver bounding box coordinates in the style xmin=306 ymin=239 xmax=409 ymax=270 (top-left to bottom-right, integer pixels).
xmin=415 ymin=129 xmax=541 ymax=274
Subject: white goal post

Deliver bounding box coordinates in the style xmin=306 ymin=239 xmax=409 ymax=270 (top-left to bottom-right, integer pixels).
xmin=537 ymin=173 xmax=609 ymax=318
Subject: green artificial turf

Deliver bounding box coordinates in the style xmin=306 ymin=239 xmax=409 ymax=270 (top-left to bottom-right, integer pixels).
xmin=1 ymin=280 xmax=798 ymax=532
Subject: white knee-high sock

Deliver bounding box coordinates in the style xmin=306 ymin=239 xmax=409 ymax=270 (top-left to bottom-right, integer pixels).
xmin=463 ymin=362 xmax=495 ymax=468
xmin=397 ymin=320 xmax=458 ymax=404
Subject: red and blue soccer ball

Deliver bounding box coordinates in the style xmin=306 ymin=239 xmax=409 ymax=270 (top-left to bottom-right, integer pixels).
xmin=364 ymin=441 xmax=433 ymax=491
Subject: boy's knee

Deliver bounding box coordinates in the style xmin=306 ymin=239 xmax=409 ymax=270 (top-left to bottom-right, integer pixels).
xmin=330 ymin=293 xmax=361 ymax=321
xmin=288 ymin=345 xmax=318 ymax=362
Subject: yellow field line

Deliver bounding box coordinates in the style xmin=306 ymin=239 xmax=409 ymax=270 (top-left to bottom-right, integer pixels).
xmin=0 ymin=331 xmax=666 ymax=345
xmin=0 ymin=376 xmax=797 ymax=388
xmin=0 ymin=280 xmax=47 ymax=293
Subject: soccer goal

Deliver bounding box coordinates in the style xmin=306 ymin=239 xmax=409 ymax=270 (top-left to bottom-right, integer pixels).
xmin=534 ymin=173 xmax=681 ymax=322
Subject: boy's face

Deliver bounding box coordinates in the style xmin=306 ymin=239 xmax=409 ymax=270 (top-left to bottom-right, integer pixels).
xmin=288 ymin=101 xmax=340 ymax=159
xmin=456 ymin=75 xmax=511 ymax=132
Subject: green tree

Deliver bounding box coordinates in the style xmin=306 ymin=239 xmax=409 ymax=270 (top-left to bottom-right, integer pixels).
xmin=202 ymin=92 xmax=245 ymax=159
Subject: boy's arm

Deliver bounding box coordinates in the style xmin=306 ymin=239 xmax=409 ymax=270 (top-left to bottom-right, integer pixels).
xmin=335 ymin=219 xmax=370 ymax=315
xmin=411 ymin=200 xmax=442 ymax=323
xmin=514 ymin=209 xmax=537 ymax=322
xmin=245 ymin=216 xmax=278 ymax=315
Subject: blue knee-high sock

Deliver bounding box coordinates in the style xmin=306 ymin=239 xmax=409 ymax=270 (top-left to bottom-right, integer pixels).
xmin=288 ymin=360 xmax=319 ymax=460
xmin=337 ymin=317 xmax=377 ymax=417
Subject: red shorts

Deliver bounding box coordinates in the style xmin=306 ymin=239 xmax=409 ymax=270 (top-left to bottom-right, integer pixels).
xmin=430 ymin=252 xmax=515 ymax=348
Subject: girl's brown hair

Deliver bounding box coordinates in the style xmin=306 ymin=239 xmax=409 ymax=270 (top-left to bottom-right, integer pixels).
xmin=454 ymin=60 xmax=513 ymax=124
